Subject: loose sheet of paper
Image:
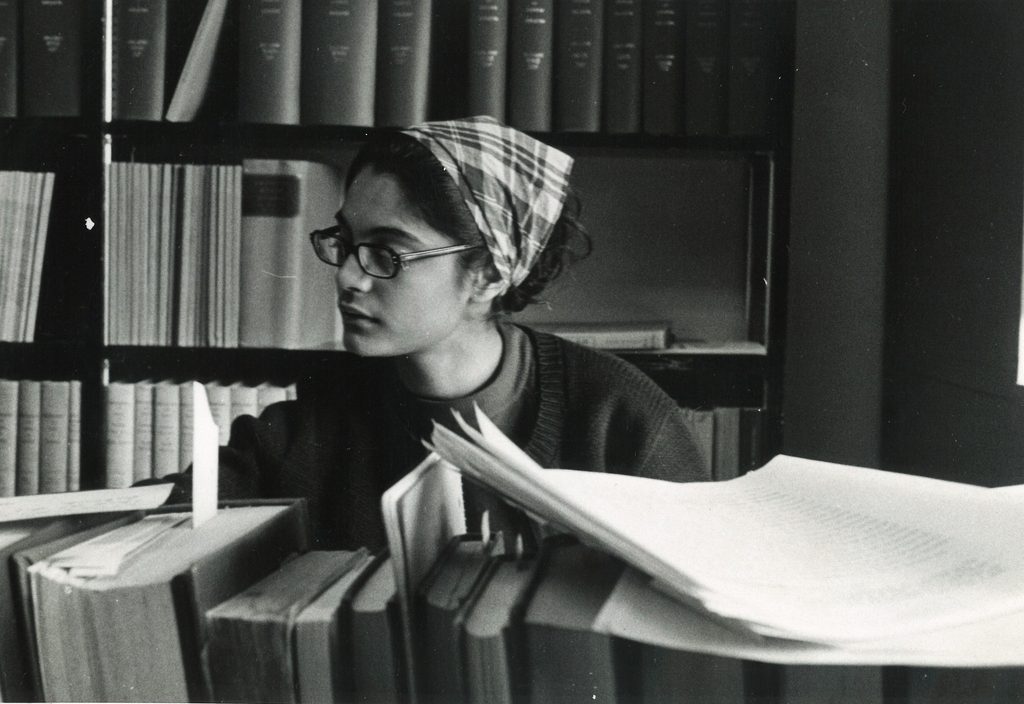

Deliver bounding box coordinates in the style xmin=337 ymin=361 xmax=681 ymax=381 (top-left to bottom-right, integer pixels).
xmin=191 ymin=381 xmax=219 ymax=528
xmin=0 ymin=484 xmax=172 ymax=523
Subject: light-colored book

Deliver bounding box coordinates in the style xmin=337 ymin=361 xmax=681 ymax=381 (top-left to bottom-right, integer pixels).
xmin=15 ymin=380 xmax=41 ymax=495
xmin=152 ymin=380 xmax=180 ymax=478
xmin=165 ymin=0 xmax=230 ymax=122
xmin=0 ymin=379 xmax=18 ymax=497
xmin=132 ymin=381 xmax=154 ymax=483
xmin=38 ymin=381 xmax=70 ymax=494
xmin=103 ymin=382 xmax=135 ymax=489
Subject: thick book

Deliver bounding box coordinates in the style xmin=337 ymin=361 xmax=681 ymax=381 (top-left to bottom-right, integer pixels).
xmin=239 ymin=159 xmax=344 ymax=350
xmin=727 ymin=0 xmax=777 ymax=136
xmin=459 ymin=554 xmax=539 ymax=704
xmin=205 ymin=550 xmax=367 ymax=703
xmin=466 ymin=0 xmax=509 ymax=120
xmin=21 ymin=0 xmax=83 ymax=116
xmin=0 ymin=379 xmax=17 ymax=497
xmin=104 ymin=381 xmax=135 ymax=489
xmin=375 ymin=0 xmax=433 ymax=126
xmin=348 ymin=555 xmax=406 ymax=703
xmin=685 ymin=0 xmax=729 ymax=136
xmin=151 ymin=379 xmax=180 ymax=478
xmin=427 ymin=0 xmax=469 ymax=120
xmin=414 ymin=534 xmax=493 ymax=704
xmin=293 ymin=548 xmax=375 ymax=703
xmin=111 ymin=0 xmax=168 ymax=120
xmin=523 ymin=539 xmax=638 ymax=702
xmin=642 ymin=0 xmax=686 ymax=135
xmin=238 ymin=0 xmax=301 ymax=124
xmin=66 ymin=380 xmax=81 ymax=491
xmin=15 ymin=379 xmax=40 ymax=497
xmin=554 ymin=0 xmax=603 ymax=132
xmin=0 ymin=0 xmax=17 ymax=117
xmin=507 ymin=0 xmax=553 ymax=132
xmin=132 ymin=380 xmax=154 ymax=483
xmin=601 ymin=0 xmax=642 ymax=133
xmin=30 ymin=501 xmax=310 ymax=702
xmin=300 ymin=0 xmax=378 ymax=126
xmin=38 ymin=380 xmax=70 ymax=494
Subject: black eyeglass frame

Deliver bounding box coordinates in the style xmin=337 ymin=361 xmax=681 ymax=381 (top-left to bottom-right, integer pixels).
xmin=309 ymin=225 xmax=481 ymax=279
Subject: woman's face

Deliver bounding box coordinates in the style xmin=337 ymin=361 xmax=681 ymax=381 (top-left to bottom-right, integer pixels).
xmin=334 ymin=168 xmax=480 ymax=358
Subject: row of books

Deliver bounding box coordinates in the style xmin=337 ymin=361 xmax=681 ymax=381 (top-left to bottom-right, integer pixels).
xmin=105 ymin=158 xmax=342 ymax=349
xmin=0 ymin=379 xmax=81 ymax=498
xmin=0 ymin=170 xmax=54 ymax=343
xmin=109 ymin=0 xmax=780 ymax=135
xmin=104 ymin=379 xmax=297 ymax=489
xmin=0 ymin=0 xmax=83 ymax=118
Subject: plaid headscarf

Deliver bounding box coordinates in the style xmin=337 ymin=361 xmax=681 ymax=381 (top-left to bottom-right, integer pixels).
xmin=401 ymin=116 xmax=574 ymax=291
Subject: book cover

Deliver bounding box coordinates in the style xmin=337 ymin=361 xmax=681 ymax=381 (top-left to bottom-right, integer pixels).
xmin=554 ymin=0 xmax=603 ymax=132
xmin=0 ymin=0 xmax=17 ymax=117
xmin=507 ymin=0 xmax=553 ymax=132
xmin=112 ymin=0 xmax=168 ymax=120
xmin=466 ymin=0 xmax=508 ymax=120
xmin=38 ymin=380 xmax=70 ymax=494
xmin=685 ymin=0 xmax=729 ymax=136
xmin=300 ymin=0 xmax=378 ymax=126
xmin=601 ymin=0 xmax=642 ymax=134
xmin=0 ymin=379 xmax=17 ymax=497
xmin=727 ymin=0 xmax=777 ymax=136
xmin=30 ymin=502 xmax=310 ymax=702
xmin=21 ymin=0 xmax=84 ymax=116
xmin=239 ymin=159 xmax=344 ymax=350
xmin=238 ymin=0 xmax=301 ymax=124
xmin=348 ymin=555 xmax=406 ymax=703
xmin=206 ymin=550 xmax=365 ymax=703
xmin=15 ymin=379 xmax=41 ymax=496
xmin=375 ymin=0 xmax=433 ymax=126
xmin=642 ymin=0 xmax=686 ymax=135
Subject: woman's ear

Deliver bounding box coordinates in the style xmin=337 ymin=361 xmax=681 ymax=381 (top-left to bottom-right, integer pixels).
xmin=467 ymin=262 xmax=505 ymax=305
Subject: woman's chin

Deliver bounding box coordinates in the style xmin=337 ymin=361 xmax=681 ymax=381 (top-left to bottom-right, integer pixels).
xmin=342 ymin=329 xmax=393 ymax=357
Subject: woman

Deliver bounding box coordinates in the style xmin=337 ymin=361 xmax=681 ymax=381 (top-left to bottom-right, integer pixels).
xmin=167 ymin=116 xmax=708 ymax=549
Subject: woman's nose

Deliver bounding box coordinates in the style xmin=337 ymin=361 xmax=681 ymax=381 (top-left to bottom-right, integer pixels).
xmin=335 ymin=252 xmax=371 ymax=292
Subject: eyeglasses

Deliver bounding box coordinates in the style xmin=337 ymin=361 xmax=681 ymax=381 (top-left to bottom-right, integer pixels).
xmin=309 ymin=225 xmax=481 ymax=279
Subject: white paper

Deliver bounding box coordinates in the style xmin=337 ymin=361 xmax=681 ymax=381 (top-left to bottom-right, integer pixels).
xmin=191 ymin=382 xmax=219 ymax=529
xmin=0 ymin=484 xmax=172 ymax=523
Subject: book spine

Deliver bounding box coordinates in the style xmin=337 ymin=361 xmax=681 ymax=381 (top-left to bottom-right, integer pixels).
xmin=21 ymin=0 xmax=83 ymax=117
xmin=375 ymin=0 xmax=432 ymax=126
xmin=38 ymin=380 xmax=70 ymax=494
xmin=132 ymin=381 xmax=154 ymax=483
xmin=104 ymin=382 xmax=135 ymax=489
xmin=427 ymin=0 xmax=469 ymax=120
xmin=164 ymin=0 xmax=232 ymax=122
xmin=642 ymin=0 xmax=686 ymax=135
xmin=179 ymin=380 xmax=194 ymax=472
xmin=685 ymin=0 xmax=728 ymax=136
xmin=727 ymin=0 xmax=776 ymax=136
xmin=112 ymin=0 xmax=168 ymax=120
xmin=238 ymin=0 xmax=301 ymax=124
xmin=152 ymin=380 xmax=180 ymax=478
xmin=67 ymin=379 xmax=81 ymax=491
xmin=507 ymin=0 xmax=553 ymax=132
xmin=554 ymin=0 xmax=603 ymax=133
xmin=15 ymin=380 xmax=41 ymax=495
xmin=466 ymin=0 xmax=508 ymax=121
xmin=0 ymin=0 xmax=17 ymax=117
xmin=301 ymin=0 xmax=378 ymax=126
xmin=0 ymin=379 xmax=17 ymax=497
xmin=601 ymin=0 xmax=641 ymax=134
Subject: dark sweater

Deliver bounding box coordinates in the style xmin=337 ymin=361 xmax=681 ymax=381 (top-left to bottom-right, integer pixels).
xmin=167 ymin=327 xmax=708 ymax=549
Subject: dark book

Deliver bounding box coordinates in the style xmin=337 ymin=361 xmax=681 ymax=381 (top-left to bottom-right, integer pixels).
xmin=466 ymin=0 xmax=508 ymax=120
xmin=459 ymin=555 xmax=539 ymax=704
xmin=375 ymin=0 xmax=433 ymax=127
xmin=348 ymin=555 xmax=406 ymax=704
xmin=206 ymin=550 xmax=367 ymax=703
xmin=507 ymin=0 xmax=553 ymax=132
xmin=164 ymin=0 xmax=236 ymax=122
xmin=601 ymin=0 xmax=642 ymax=134
xmin=414 ymin=534 xmax=494 ymax=704
xmin=30 ymin=502 xmax=310 ymax=702
xmin=112 ymin=0 xmax=168 ymax=120
xmin=21 ymin=0 xmax=84 ymax=117
xmin=639 ymin=644 xmax=745 ymax=703
xmin=685 ymin=0 xmax=729 ymax=135
xmin=554 ymin=0 xmax=603 ymax=132
xmin=0 ymin=513 xmax=140 ymax=702
xmin=0 ymin=0 xmax=17 ymax=117
xmin=238 ymin=0 xmax=301 ymax=124
xmin=727 ymin=0 xmax=777 ymax=136
xmin=642 ymin=0 xmax=686 ymax=135
xmin=300 ymin=0 xmax=378 ymax=126
xmin=428 ymin=0 xmax=469 ymax=120
xmin=523 ymin=540 xmax=639 ymax=703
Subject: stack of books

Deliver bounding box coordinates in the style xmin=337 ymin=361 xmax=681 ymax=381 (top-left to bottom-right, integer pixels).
xmin=0 ymin=378 xmax=81 ymax=497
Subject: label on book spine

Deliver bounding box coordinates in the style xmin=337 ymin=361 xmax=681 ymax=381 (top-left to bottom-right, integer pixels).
xmin=642 ymin=0 xmax=686 ymax=135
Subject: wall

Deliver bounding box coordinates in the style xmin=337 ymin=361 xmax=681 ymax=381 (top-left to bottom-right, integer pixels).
xmin=783 ymin=0 xmax=891 ymax=467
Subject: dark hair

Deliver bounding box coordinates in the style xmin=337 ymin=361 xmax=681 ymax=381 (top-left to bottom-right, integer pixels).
xmin=345 ymin=132 xmax=592 ymax=314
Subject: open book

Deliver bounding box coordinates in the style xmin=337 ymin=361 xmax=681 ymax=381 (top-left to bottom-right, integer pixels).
xmin=423 ymin=407 xmax=1024 ymax=665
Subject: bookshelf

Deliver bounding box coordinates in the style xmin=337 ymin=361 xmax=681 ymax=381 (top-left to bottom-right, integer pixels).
xmin=0 ymin=0 xmax=795 ymax=494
